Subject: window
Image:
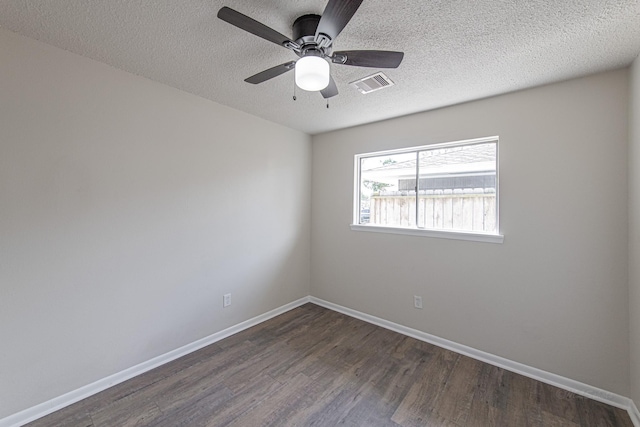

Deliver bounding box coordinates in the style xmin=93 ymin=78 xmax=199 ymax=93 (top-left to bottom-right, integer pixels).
xmin=352 ymin=136 xmax=502 ymax=243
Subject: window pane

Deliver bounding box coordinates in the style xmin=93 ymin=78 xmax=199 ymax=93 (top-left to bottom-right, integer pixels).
xmin=416 ymin=142 xmax=497 ymax=232
xmin=359 ymin=152 xmax=417 ymax=227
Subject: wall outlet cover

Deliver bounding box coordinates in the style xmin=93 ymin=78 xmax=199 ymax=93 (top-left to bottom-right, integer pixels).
xmin=414 ymin=296 xmax=423 ymax=309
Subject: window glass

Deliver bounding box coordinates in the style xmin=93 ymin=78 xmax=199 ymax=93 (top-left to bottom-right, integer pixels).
xmin=417 ymin=142 xmax=496 ymax=233
xmin=356 ymin=138 xmax=498 ymax=236
xmin=360 ymin=152 xmax=416 ymax=227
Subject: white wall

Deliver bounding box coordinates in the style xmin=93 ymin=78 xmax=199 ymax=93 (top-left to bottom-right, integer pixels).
xmin=0 ymin=28 xmax=311 ymax=419
xmin=630 ymin=55 xmax=640 ymax=407
xmin=312 ymin=70 xmax=630 ymax=395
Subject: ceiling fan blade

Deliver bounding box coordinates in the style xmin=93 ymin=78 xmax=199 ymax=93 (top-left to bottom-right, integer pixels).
xmin=245 ymin=61 xmax=296 ymax=84
xmin=315 ymin=0 xmax=364 ymax=43
xmin=333 ymin=50 xmax=404 ymax=68
xmin=321 ymin=76 xmax=339 ymax=99
xmin=218 ymin=7 xmax=293 ymax=48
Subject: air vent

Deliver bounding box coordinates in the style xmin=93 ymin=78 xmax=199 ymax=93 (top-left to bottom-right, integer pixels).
xmin=350 ymin=72 xmax=395 ymax=94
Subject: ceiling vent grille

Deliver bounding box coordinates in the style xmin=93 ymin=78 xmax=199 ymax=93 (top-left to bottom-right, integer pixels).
xmin=350 ymin=72 xmax=395 ymax=94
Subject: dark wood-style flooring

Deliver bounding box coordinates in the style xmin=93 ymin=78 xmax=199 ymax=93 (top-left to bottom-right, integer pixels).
xmin=26 ymin=303 xmax=633 ymax=426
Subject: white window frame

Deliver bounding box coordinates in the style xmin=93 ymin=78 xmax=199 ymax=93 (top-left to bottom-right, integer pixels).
xmin=351 ymin=136 xmax=504 ymax=244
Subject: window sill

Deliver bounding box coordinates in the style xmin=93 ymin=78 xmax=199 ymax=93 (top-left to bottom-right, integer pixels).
xmin=349 ymin=224 xmax=504 ymax=244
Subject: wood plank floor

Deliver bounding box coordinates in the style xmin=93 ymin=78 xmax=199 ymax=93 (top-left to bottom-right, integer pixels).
xmin=26 ymin=303 xmax=633 ymax=427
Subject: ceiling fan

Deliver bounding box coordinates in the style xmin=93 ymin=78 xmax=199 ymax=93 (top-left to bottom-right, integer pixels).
xmin=217 ymin=0 xmax=404 ymax=99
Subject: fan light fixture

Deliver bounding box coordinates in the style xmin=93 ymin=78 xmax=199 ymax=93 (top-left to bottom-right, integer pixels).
xmin=295 ymin=56 xmax=330 ymax=91
xmin=217 ymin=3 xmax=405 ymax=100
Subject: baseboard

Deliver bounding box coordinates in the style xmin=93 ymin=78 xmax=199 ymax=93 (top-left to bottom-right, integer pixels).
xmin=309 ymin=296 xmax=637 ymax=418
xmin=629 ymin=400 xmax=640 ymax=427
xmin=0 ymin=296 xmax=311 ymax=427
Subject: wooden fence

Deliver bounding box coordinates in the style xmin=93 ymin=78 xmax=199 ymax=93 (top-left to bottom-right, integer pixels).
xmin=370 ymin=189 xmax=496 ymax=233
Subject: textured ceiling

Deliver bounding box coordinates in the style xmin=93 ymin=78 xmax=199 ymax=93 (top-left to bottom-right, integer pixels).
xmin=1 ymin=0 xmax=640 ymax=134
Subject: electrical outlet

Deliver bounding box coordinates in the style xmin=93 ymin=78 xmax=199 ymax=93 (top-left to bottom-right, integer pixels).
xmin=223 ymin=293 xmax=231 ymax=308
xmin=414 ymin=295 xmax=423 ymax=309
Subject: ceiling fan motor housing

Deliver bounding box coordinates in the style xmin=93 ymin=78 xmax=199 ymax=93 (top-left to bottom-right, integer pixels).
xmin=292 ymin=14 xmax=321 ymax=44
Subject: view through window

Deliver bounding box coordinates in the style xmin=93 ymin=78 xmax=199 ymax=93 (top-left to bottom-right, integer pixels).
xmin=356 ymin=137 xmax=498 ymax=235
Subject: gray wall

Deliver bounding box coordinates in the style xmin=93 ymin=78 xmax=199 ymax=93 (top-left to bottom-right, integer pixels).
xmin=630 ymin=54 xmax=640 ymax=407
xmin=311 ymin=70 xmax=630 ymax=395
xmin=0 ymin=29 xmax=311 ymax=418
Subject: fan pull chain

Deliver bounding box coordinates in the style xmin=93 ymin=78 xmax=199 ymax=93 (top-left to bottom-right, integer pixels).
xmin=293 ymin=79 xmax=297 ymax=101
xmin=326 ymin=99 xmax=329 ymax=109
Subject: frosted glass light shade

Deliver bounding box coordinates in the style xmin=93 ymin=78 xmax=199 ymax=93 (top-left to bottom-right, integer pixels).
xmin=295 ymin=56 xmax=330 ymax=91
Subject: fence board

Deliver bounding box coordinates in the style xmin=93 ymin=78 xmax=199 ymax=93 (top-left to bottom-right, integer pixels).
xmin=452 ymin=197 xmax=463 ymax=230
xmin=472 ymin=194 xmax=484 ymax=230
xmin=444 ymin=196 xmax=453 ymax=229
xmin=371 ymin=193 xmax=496 ymax=232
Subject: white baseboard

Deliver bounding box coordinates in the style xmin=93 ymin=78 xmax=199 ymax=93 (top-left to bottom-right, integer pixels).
xmin=0 ymin=296 xmax=310 ymax=427
xmin=629 ymin=400 xmax=640 ymax=427
xmin=309 ymin=296 xmax=639 ymax=425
